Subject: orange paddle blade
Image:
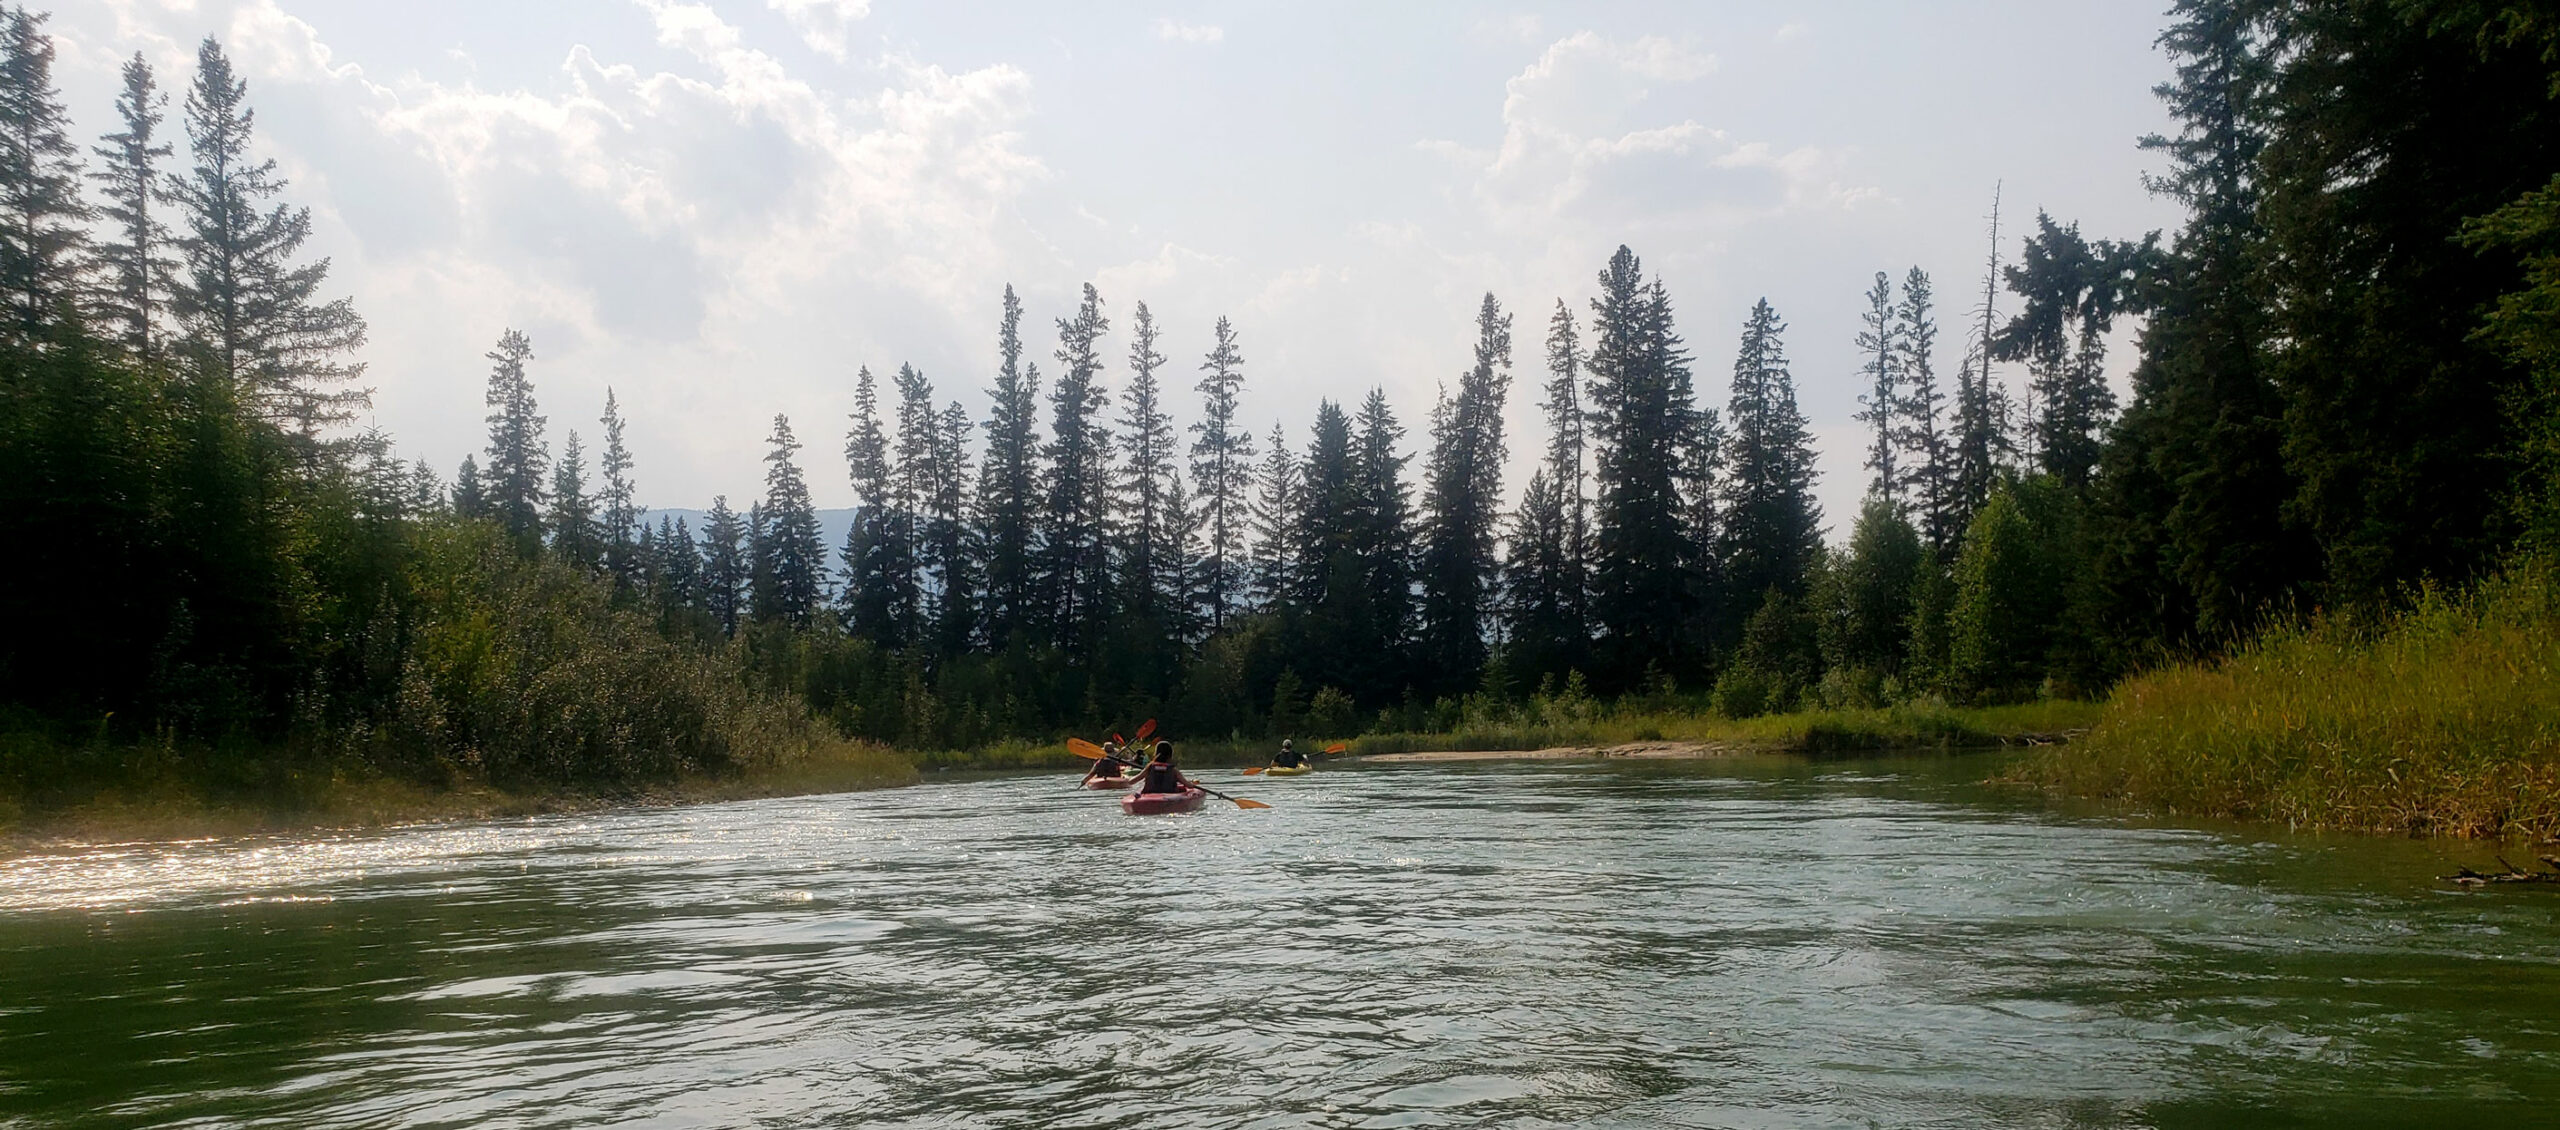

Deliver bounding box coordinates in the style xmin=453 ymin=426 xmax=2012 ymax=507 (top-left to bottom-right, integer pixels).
xmin=1324 ymin=742 xmax=1348 ymax=754
xmin=1240 ymin=766 xmax=1265 ymax=775
xmin=1067 ymin=738 xmax=1106 ymax=760
xmin=1228 ymin=797 xmax=1273 ymax=810
xmin=1136 ymin=718 xmax=1157 ymax=743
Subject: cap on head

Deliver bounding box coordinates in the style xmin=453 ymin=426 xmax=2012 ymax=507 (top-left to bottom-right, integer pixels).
xmin=1281 ymin=739 xmax=1293 ymax=751
xmin=1154 ymin=739 xmax=1174 ymax=760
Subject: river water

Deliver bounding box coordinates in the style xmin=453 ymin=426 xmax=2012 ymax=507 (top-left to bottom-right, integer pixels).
xmin=4 ymin=754 xmax=2558 ymax=1128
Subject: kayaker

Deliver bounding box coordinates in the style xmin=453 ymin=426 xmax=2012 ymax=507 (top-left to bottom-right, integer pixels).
xmin=1088 ymin=739 xmax=1132 ymax=782
xmin=1271 ymin=739 xmax=1306 ymax=769
xmin=1136 ymin=740 xmax=1189 ymax=794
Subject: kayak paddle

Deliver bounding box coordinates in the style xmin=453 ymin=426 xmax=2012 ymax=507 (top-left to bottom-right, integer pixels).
xmin=1067 ymin=737 xmax=1108 ymax=759
xmin=1135 ymin=718 xmax=1157 ymax=744
xmin=1187 ymin=779 xmax=1271 ymax=810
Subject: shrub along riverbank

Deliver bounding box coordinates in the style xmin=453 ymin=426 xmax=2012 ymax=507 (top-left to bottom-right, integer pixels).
xmin=2014 ymin=562 xmax=2560 ymax=840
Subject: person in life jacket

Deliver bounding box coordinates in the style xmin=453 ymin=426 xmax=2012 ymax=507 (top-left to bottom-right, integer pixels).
xmin=1136 ymin=740 xmax=1190 ymax=794
xmin=1271 ymin=739 xmax=1306 ymax=769
xmin=1086 ymin=739 xmax=1133 ymax=782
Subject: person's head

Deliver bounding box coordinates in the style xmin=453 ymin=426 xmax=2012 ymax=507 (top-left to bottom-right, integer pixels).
xmin=1281 ymin=739 xmax=1293 ymax=752
xmin=1152 ymin=740 xmax=1174 ymax=763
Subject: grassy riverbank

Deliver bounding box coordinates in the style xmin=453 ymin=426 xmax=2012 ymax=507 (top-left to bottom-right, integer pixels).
xmin=913 ymin=699 xmax=2102 ymax=772
xmin=2014 ymin=563 xmax=2560 ymax=839
xmin=0 ymin=730 xmax=916 ymax=845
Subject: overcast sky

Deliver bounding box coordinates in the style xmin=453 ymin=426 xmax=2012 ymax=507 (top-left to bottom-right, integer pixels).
xmin=60 ymin=1 xmax=2185 ymax=531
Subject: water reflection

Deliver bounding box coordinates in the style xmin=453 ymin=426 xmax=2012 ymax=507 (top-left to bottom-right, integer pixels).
xmin=2 ymin=755 xmax=2557 ymax=1128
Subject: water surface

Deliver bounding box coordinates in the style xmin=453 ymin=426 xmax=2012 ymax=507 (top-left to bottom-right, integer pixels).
xmin=3 ymin=754 xmax=2557 ymax=1128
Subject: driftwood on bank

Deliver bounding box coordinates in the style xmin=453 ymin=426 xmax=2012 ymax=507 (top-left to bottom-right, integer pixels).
xmin=2444 ymin=856 xmax=2560 ymax=888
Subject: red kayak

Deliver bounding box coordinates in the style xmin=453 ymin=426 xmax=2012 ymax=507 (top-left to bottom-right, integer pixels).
xmin=1120 ymin=786 xmax=1207 ymax=815
xmin=1081 ymin=772 xmax=1137 ymax=790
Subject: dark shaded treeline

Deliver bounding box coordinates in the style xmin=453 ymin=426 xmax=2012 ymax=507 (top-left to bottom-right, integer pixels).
xmin=5 ymin=1 xmax=2559 ymax=776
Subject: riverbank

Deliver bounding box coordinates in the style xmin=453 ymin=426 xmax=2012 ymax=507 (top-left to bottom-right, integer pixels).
xmin=0 ymin=737 xmax=917 ymax=848
xmin=914 ymin=700 xmax=2102 ymax=772
xmin=2013 ymin=562 xmax=2560 ymax=839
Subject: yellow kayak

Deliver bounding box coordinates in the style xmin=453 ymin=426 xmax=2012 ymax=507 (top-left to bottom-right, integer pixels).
xmin=1263 ymin=763 xmax=1314 ymax=777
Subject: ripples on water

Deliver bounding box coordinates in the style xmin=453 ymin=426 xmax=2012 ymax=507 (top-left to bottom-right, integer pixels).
xmin=3 ymin=756 xmax=2559 ymax=1128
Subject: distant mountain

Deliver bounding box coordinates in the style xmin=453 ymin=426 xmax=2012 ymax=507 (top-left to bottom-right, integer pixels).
xmin=646 ymin=508 xmax=859 ymax=567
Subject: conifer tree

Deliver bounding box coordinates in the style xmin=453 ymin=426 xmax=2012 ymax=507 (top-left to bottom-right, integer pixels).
xmin=1542 ymin=299 xmax=1590 ymax=630
xmin=1852 ymin=272 xmax=1903 ymax=504
xmin=1995 ymin=212 xmax=2152 ymax=490
xmin=1117 ymin=301 xmax=1177 ymax=619
xmin=598 ymin=389 xmax=642 ymax=586
xmin=91 ymin=52 xmax=175 ymax=359
xmin=1040 ymin=283 xmax=1114 ymax=652
xmin=842 ymin=365 xmax=903 ymax=643
xmin=1248 ymin=419 xmax=1300 ymax=608
xmin=1502 ymin=468 xmax=1577 ymax=678
xmin=753 ymin=415 xmax=825 ymax=627
xmin=1419 ymin=293 xmax=1512 ymax=692
xmin=549 ymin=430 xmax=599 ymax=571
xmin=929 ymin=398 xmax=977 ymax=654
xmin=478 ymin=328 xmax=546 ymax=552
xmin=1894 ymin=268 xmax=1955 ymax=553
xmin=977 ymin=286 xmax=1042 ymax=647
xmin=1189 ymin=315 xmax=1254 ymax=632
xmin=451 ymin=454 xmax=485 ymax=518
xmin=890 ymin=363 xmax=942 ymax=641
xmin=698 ymin=496 xmax=746 ymax=636
xmin=1586 ymin=247 xmax=1701 ymax=684
xmin=655 ymin=515 xmax=703 ymax=617
xmin=0 ymin=6 xmax=85 ymax=342
xmin=1353 ymin=388 xmax=1416 ymax=677
xmin=1718 ymin=299 xmax=1822 ymax=627
xmin=166 ymin=37 xmax=368 ymax=436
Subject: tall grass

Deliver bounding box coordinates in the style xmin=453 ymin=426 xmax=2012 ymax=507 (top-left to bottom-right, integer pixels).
xmin=2017 ymin=562 xmax=2560 ymax=838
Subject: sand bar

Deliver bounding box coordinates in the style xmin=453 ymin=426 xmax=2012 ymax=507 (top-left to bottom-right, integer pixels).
xmin=1354 ymin=741 xmax=1747 ymax=763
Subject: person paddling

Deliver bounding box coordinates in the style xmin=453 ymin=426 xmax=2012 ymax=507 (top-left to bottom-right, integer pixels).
xmin=1136 ymin=740 xmax=1192 ymax=795
xmin=1085 ymin=740 xmax=1135 ymax=784
xmin=1271 ymin=739 xmax=1307 ymax=769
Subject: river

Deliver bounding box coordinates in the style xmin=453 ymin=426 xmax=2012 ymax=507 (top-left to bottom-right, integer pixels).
xmin=3 ymin=753 xmax=2557 ymax=1128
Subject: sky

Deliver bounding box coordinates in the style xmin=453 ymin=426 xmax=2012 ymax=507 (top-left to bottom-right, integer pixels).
xmin=57 ymin=1 xmax=2187 ymax=533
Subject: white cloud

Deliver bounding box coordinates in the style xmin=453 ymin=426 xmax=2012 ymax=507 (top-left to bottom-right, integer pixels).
xmin=768 ymin=0 xmax=870 ymax=61
xmin=1152 ymin=18 xmax=1223 ymax=44
xmin=1775 ymin=22 xmax=1810 ymax=43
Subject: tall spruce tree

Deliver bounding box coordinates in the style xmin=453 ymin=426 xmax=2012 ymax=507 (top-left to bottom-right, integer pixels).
xmin=1040 ymin=283 xmax=1114 ymax=653
xmin=598 ymin=389 xmax=642 ymax=586
xmin=753 ymin=415 xmax=825 ymax=627
xmin=842 ymin=364 xmax=910 ymax=645
xmin=1418 ymin=293 xmax=1513 ymax=693
xmin=1189 ymin=315 xmax=1254 ymax=632
xmin=977 ymin=285 xmax=1042 ymax=647
xmin=1541 ymin=299 xmax=1590 ymax=635
xmin=2252 ymin=0 xmax=2553 ymax=604
xmin=1585 ymin=247 xmax=1700 ymax=686
xmin=166 ymin=37 xmax=368 ymax=437
xmin=929 ymin=398 xmax=978 ymax=654
xmin=1353 ymin=388 xmax=1416 ymax=686
xmin=1502 ymin=467 xmax=1578 ymax=680
xmin=1851 ymin=271 xmax=1903 ymax=504
xmin=0 ymin=5 xmax=85 ymax=343
xmin=1718 ymin=299 xmax=1822 ymax=627
xmin=1894 ymin=268 xmax=1956 ymax=553
xmin=549 ymin=430 xmax=599 ymax=571
xmin=1248 ymin=419 xmax=1300 ymax=609
xmin=478 ymin=328 xmax=546 ymax=552
xmin=698 ymin=496 xmax=747 ymax=637
xmin=91 ymin=52 xmax=176 ymax=359
xmin=891 ymin=363 xmax=942 ymax=642
xmin=1117 ymin=301 xmax=1178 ymax=620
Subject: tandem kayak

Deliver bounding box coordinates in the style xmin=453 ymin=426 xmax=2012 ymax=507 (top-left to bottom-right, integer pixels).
xmin=1082 ymin=773 xmax=1137 ymax=790
xmin=1262 ymin=763 xmax=1314 ymax=777
xmin=1120 ymin=786 xmax=1208 ymax=815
